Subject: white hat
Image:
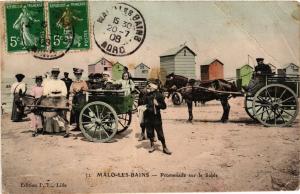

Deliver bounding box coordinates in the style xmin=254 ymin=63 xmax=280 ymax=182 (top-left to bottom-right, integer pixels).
xmin=51 ymin=67 xmax=60 ymax=72
xmin=148 ymin=83 xmax=158 ymax=90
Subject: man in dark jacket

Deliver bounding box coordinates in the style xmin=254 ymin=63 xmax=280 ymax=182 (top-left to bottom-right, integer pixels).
xmin=243 ymin=58 xmax=272 ymax=94
xmin=254 ymin=58 xmax=272 ymax=75
xmin=144 ymin=82 xmax=171 ymax=155
xmin=61 ymin=72 xmax=73 ymax=99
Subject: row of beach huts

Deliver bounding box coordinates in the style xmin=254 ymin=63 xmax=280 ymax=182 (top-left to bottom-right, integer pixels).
xmin=88 ymin=44 xmax=299 ymax=88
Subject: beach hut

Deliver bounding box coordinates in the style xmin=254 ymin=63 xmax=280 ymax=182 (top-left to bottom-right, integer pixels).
xmin=134 ymin=63 xmax=150 ymax=78
xmin=284 ymin=63 xmax=299 ymax=75
xmin=200 ymin=59 xmax=224 ymax=80
xmin=236 ymin=64 xmax=253 ymax=89
xmin=88 ymin=57 xmax=113 ymax=75
xmin=160 ymin=44 xmax=196 ymax=83
xmin=112 ymin=62 xmax=125 ymax=80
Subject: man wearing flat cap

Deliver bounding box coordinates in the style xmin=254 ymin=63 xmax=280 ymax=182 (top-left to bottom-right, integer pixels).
xmin=254 ymin=58 xmax=272 ymax=75
xmin=11 ymin=73 xmax=27 ymax=121
xmin=244 ymin=58 xmax=273 ymax=94
xmin=143 ymin=82 xmax=172 ymax=155
xmin=61 ymin=72 xmax=73 ymax=99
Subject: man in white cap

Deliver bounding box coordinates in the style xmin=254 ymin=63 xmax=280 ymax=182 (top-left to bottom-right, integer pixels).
xmin=143 ymin=81 xmax=172 ymax=155
xmin=102 ymin=71 xmax=113 ymax=88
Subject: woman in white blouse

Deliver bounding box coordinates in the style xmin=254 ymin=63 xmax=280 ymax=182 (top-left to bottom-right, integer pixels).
xmin=11 ymin=74 xmax=27 ymax=122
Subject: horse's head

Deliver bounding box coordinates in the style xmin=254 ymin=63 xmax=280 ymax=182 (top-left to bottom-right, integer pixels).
xmin=165 ymin=73 xmax=175 ymax=88
xmin=17 ymin=93 xmax=36 ymax=114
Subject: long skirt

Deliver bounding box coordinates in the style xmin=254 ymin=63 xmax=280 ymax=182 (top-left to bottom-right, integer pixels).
xmin=41 ymin=96 xmax=68 ymax=133
xmin=11 ymin=94 xmax=24 ymax=122
xmin=70 ymin=92 xmax=86 ymax=126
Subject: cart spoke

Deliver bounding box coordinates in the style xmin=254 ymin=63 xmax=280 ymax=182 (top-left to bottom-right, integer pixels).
xmin=265 ymin=89 xmax=273 ymax=102
xmin=273 ymin=109 xmax=277 ymax=126
xmin=281 ymin=96 xmax=294 ymax=103
xmin=256 ymin=108 xmax=271 ymax=116
xmin=278 ymin=107 xmax=294 ymax=117
xmin=276 ymin=109 xmax=286 ymax=123
xmin=88 ymin=107 xmax=94 ymax=115
xmin=118 ymin=120 xmax=125 ymax=128
xmin=95 ymin=105 xmax=99 ymax=119
xmin=280 ymin=105 xmax=297 ymax=107
xmin=256 ymin=105 xmax=264 ymax=114
xmin=83 ymin=123 xmax=95 ymax=130
xmin=266 ymin=108 xmax=271 ymax=121
xmin=279 ymin=89 xmax=287 ymax=99
xmin=102 ymin=127 xmax=110 ymax=138
xmin=83 ymin=113 xmax=94 ymax=120
xmin=92 ymin=126 xmax=97 ymax=138
xmin=261 ymin=107 xmax=265 ymax=120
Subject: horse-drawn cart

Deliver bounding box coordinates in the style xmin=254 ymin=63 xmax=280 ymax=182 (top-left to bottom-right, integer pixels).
xmin=79 ymin=89 xmax=133 ymax=142
xmin=165 ymin=73 xmax=299 ymax=127
xmin=244 ymin=74 xmax=299 ymax=127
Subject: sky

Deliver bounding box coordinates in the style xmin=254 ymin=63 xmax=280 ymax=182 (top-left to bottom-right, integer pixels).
xmin=1 ymin=1 xmax=299 ymax=79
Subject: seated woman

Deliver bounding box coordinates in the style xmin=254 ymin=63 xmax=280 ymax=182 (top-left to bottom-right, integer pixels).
xmin=116 ymin=72 xmax=135 ymax=95
xmin=69 ymin=68 xmax=88 ymax=130
xmin=29 ymin=76 xmax=44 ymax=137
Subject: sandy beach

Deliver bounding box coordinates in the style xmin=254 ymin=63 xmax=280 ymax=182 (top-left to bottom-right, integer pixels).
xmin=1 ymin=97 xmax=299 ymax=193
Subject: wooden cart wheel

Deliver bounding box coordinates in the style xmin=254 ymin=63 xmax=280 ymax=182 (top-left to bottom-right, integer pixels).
xmin=79 ymin=101 xmax=118 ymax=142
xmin=117 ymin=111 xmax=132 ymax=134
xmin=244 ymin=95 xmax=257 ymax=121
xmin=252 ymin=84 xmax=299 ymax=127
xmin=172 ymin=92 xmax=183 ymax=105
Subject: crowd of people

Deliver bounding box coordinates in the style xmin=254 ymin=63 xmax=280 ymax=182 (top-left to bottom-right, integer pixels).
xmin=10 ymin=66 xmax=172 ymax=155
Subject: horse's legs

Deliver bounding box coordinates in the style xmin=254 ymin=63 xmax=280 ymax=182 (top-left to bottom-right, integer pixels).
xmin=187 ymin=98 xmax=193 ymax=121
xmin=220 ymin=97 xmax=230 ymax=122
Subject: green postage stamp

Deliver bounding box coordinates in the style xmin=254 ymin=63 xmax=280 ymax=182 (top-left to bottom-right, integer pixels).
xmin=5 ymin=1 xmax=90 ymax=54
xmin=48 ymin=1 xmax=90 ymax=51
xmin=5 ymin=2 xmax=46 ymax=52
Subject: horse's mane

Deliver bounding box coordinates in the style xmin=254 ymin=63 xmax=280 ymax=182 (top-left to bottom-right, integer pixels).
xmin=166 ymin=73 xmax=188 ymax=81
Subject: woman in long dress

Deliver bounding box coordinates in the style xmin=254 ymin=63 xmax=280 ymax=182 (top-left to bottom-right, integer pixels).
xmin=11 ymin=73 xmax=27 ymax=122
xmin=69 ymin=68 xmax=88 ymax=130
xmin=42 ymin=67 xmax=70 ymax=137
xmin=29 ymin=76 xmax=44 ymax=136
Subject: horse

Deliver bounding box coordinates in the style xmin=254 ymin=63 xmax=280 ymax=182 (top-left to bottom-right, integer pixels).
xmin=164 ymin=73 xmax=188 ymax=98
xmin=164 ymin=73 xmax=240 ymax=122
xmin=16 ymin=92 xmax=70 ymax=135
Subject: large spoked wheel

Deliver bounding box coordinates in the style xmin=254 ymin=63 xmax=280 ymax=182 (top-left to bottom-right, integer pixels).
xmin=79 ymin=101 xmax=118 ymax=142
xmin=253 ymin=84 xmax=299 ymax=127
xmin=117 ymin=111 xmax=132 ymax=134
xmin=172 ymin=92 xmax=183 ymax=105
xmin=244 ymin=95 xmax=257 ymax=121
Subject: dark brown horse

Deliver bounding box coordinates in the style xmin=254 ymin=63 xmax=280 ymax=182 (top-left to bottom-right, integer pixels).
xmin=164 ymin=73 xmax=241 ymax=122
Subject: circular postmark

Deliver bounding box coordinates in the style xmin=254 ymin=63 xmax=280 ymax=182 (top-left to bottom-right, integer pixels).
xmin=30 ymin=28 xmax=75 ymax=60
xmin=93 ymin=3 xmax=146 ymax=56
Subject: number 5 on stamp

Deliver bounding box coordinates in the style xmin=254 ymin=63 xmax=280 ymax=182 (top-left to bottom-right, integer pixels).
xmin=5 ymin=2 xmax=46 ymax=52
xmin=48 ymin=1 xmax=90 ymax=51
